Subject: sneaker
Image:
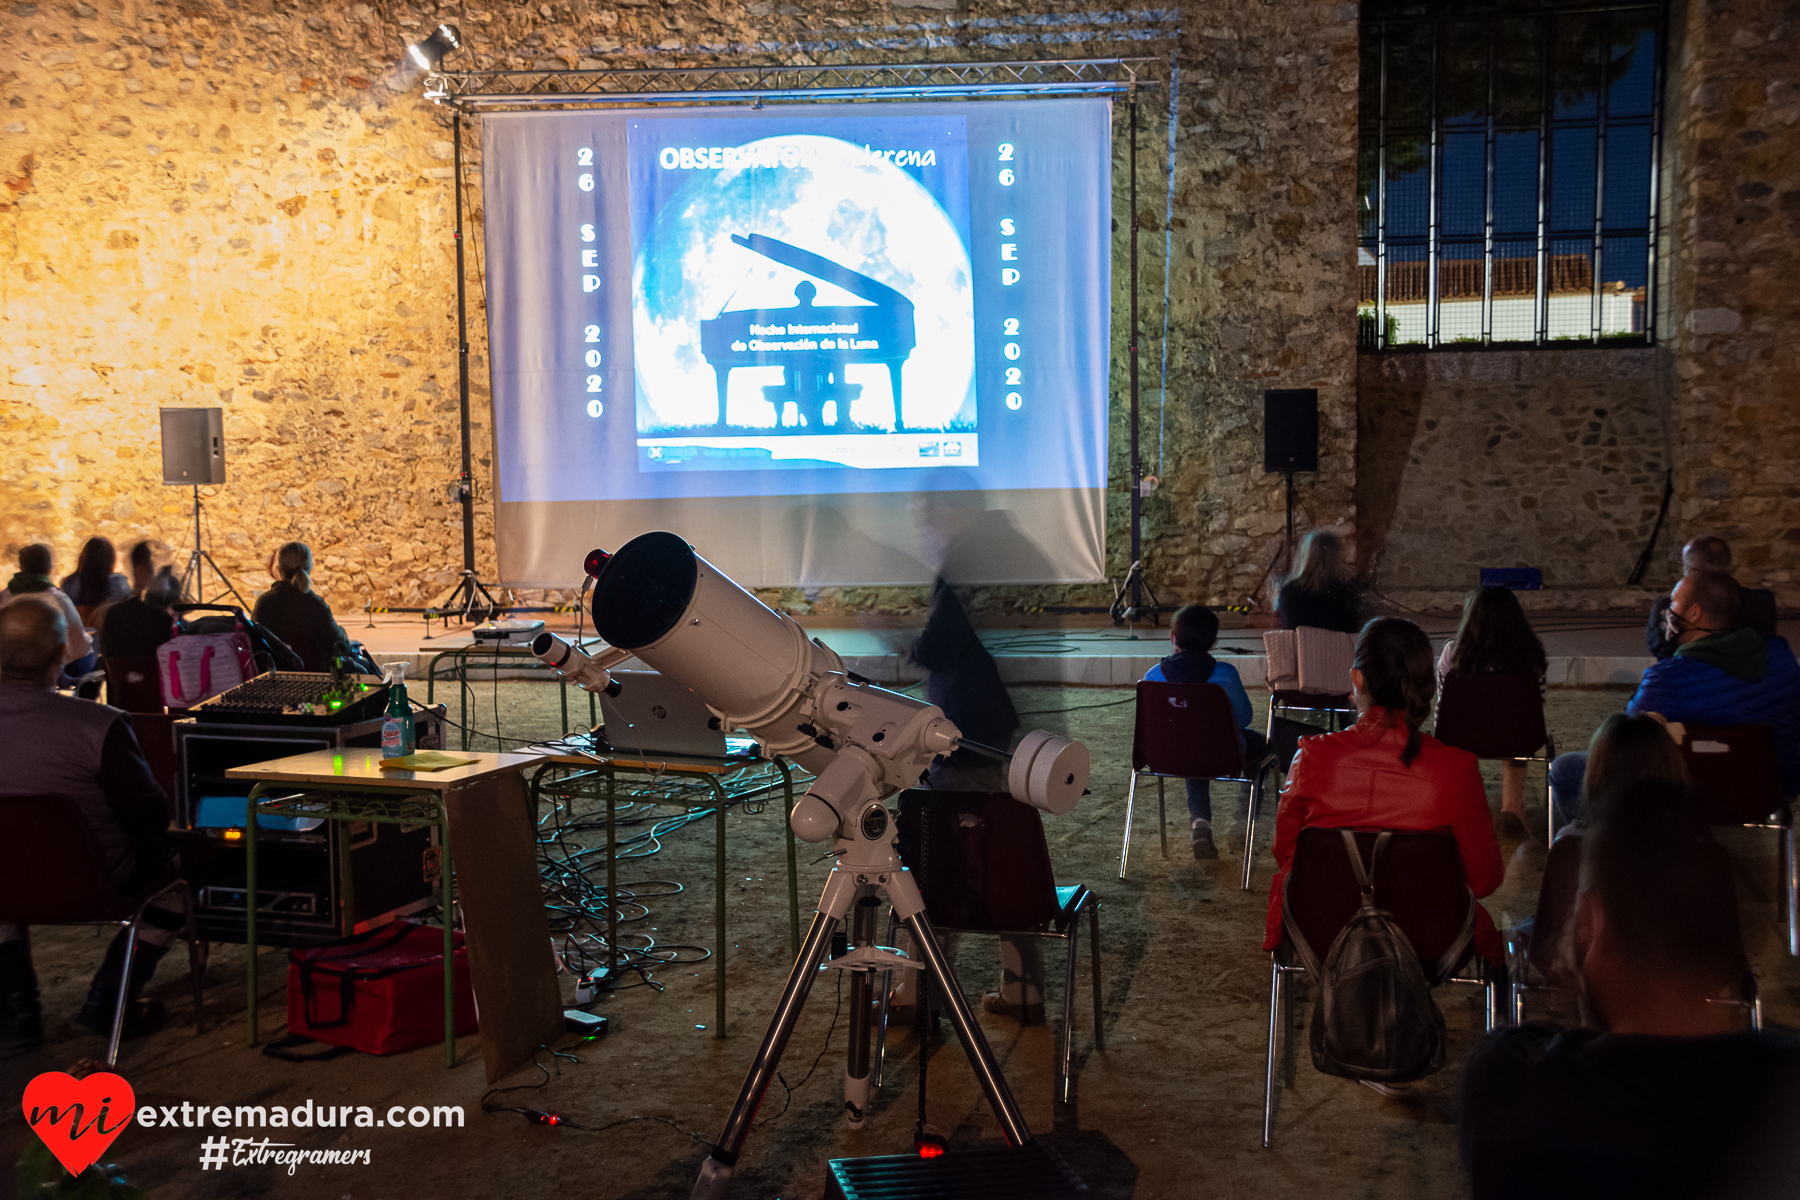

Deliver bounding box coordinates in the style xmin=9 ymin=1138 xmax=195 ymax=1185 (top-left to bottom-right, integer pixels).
xmin=1190 ymin=819 xmax=1219 ymax=861
xmin=981 ymin=992 xmax=1044 ymax=1025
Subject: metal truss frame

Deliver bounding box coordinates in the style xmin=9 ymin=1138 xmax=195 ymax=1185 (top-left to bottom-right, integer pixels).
xmin=425 ymin=57 xmax=1161 ymax=109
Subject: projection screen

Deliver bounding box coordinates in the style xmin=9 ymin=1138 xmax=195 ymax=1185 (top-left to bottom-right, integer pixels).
xmin=481 ymin=99 xmax=1111 ymax=588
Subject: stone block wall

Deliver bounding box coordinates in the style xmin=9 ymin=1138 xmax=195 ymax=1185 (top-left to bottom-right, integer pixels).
xmin=1660 ymin=0 xmax=1800 ymax=596
xmin=1357 ymin=348 xmax=1676 ymax=596
xmin=0 ymin=0 xmax=1361 ymax=623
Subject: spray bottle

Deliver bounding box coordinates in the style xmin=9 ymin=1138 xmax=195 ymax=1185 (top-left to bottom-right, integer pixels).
xmin=381 ymin=662 xmax=416 ymax=758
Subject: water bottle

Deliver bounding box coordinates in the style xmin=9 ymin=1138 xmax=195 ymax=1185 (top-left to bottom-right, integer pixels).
xmin=380 ymin=663 xmax=416 ymax=758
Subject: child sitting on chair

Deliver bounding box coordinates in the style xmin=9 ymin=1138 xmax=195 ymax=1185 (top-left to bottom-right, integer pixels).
xmin=1144 ymin=605 xmax=1267 ymax=860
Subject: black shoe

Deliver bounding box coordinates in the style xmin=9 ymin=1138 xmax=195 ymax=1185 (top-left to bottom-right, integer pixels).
xmin=1190 ymin=819 xmax=1218 ymax=861
xmin=76 ymin=996 xmax=167 ymax=1040
xmin=74 ymin=931 xmax=168 ymax=1041
xmin=0 ymin=939 xmax=42 ymax=1050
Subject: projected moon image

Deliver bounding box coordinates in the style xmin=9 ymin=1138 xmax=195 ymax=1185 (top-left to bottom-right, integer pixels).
xmin=632 ymin=134 xmax=974 ymax=434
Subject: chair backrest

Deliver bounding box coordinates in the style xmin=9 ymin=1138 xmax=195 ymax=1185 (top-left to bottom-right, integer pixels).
xmin=127 ymin=711 xmax=180 ymax=803
xmin=103 ymin=654 xmax=167 ymax=713
xmin=1434 ymin=670 xmax=1548 ymax=760
xmin=1525 ymin=834 xmax=1584 ymax=986
xmin=1680 ymin=724 xmax=1784 ymax=826
xmin=0 ymin=793 xmax=129 ymax=924
xmin=1284 ymin=827 xmax=1472 ymax=972
xmin=1131 ymin=680 xmax=1247 ymax=779
xmin=895 ymin=790 xmax=1061 ymax=933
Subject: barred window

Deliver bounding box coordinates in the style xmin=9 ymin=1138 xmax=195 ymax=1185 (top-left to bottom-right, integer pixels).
xmin=1359 ymin=0 xmax=1664 ymax=349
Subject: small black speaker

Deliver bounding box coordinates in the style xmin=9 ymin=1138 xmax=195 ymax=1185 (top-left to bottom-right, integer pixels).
xmin=160 ymin=407 xmax=226 ymax=485
xmin=1263 ymin=389 xmax=1318 ymax=473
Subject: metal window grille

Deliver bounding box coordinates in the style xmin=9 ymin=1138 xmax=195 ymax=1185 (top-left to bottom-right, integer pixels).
xmin=1358 ymin=0 xmax=1664 ymax=350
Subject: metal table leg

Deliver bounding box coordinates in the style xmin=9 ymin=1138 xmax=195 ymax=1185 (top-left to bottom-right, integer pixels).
xmin=245 ymin=784 xmax=263 ymax=1047
xmin=712 ymin=775 xmax=728 ymax=1037
xmin=778 ymin=758 xmax=799 ymax=962
xmin=439 ymin=802 xmax=456 ymax=1068
xmin=606 ymin=770 xmax=618 ymax=986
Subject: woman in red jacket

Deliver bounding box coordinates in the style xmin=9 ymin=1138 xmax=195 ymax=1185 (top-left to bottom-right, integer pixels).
xmin=1263 ymin=617 xmax=1507 ymax=964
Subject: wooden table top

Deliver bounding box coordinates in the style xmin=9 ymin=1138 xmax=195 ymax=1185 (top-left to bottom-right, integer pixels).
xmin=226 ymin=749 xmax=547 ymax=790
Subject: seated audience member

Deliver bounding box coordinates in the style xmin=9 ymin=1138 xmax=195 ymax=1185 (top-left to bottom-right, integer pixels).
xmin=1275 ymin=530 xmax=1362 ymax=634
xmin=0 ymin=543 xmax=92 ymax=668
xmin=1438 ymin=585 xmax=1549 ymax=840
xmin=252 ymin=542 xmax=359 ymax=672
xmin=1551 ymin=570 xmax=1800 ymax=827
xmin=1459 ymin=783 xmax=1800 ymax=1199
xmin=1265 ymin=617 xmax=1505 ymax=964
xmin=1143 ymin=604 xmax=1267 ymax=860
xmin=100 ymin=566 xmax=180 ymax=659
xmin=1559 ymin=713 xmax=1688 ymax=836
xmin=1646 ymin=536 xmax=1778 ymax=660
xmin=0 ymin=597 xmax=182 ymax=1048
xmin=60 ymin=535 xmax=132 ymax=616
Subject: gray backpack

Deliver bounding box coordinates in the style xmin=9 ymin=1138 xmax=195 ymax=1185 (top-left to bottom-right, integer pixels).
xmin=1284 ymin=830 xmax=1474 ymax=1083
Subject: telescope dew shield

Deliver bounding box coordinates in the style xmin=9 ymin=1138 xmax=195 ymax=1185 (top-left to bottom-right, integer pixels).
xmin=590 ymin=531 xmax=842 ymax=766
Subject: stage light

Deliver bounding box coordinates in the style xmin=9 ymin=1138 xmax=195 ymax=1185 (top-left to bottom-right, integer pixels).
xmin=406 ymin=23 xmax=462 ymax=70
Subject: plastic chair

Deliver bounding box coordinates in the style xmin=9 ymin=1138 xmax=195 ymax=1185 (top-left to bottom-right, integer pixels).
xmin=0 ymin=794 xmax=205 ymax=1065
xmin=1120 ymin=680 xmax=1279 ymax=890
xmin=1433 ymin=670 xmax=1556 ymax=843
xmin=103 ymin=654 xmax=166 ymax=713
xmin=1678 ymin=723 xmax=1795 ymax=956
xmin=1505 ymin=833 xmax=1761 ymax=1028
xmin=1263 ymin=826 xmax=1500 ymax=1147
xmin=878 ymin=790 xmax=1103 ymax=1105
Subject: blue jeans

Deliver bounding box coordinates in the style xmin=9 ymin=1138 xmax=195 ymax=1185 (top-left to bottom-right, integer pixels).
xmin=1185 ymin=729 xmax=1270 ymax=823
xmin=1549 ymin=751 xmax=1588 ymax=831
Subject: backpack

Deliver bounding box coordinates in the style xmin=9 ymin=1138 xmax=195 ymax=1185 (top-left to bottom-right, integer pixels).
xmin=1283 ymin=829 xmax=1474 ymax=1083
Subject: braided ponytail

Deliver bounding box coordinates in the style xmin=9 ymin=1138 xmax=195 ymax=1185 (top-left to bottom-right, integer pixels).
xmin=1353 ymin=617 xmax=1437 ymax=767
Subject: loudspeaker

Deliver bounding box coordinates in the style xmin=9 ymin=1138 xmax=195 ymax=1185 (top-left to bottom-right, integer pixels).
xmin=160 ymin=407 xmax=225 ymax=485
xmin=1263 ymin=389 xmax=1318 ymax=473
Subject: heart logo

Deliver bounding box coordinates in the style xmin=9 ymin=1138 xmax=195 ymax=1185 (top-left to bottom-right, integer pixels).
xmin=22 ymin=1071 xmax=136 ymax=1178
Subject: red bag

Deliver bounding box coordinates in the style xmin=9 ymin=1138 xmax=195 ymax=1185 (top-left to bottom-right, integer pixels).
xmin=286 ymin=921 xmax=477 ymax=1055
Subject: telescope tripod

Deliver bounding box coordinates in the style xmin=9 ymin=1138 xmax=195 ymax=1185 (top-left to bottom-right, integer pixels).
xmin=690 ymin=805 xmax=1033 ymax=1199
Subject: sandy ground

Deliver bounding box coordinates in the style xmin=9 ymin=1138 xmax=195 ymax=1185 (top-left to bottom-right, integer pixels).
xmin=4 ymin=681 xmax=1795 ymax=1200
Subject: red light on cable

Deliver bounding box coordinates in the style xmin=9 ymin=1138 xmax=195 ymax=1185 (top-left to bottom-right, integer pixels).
xmin=915 ymin=1136 xmax=947 ymax=1159
xmin=583 ymin=548 xmax=611 ymax=580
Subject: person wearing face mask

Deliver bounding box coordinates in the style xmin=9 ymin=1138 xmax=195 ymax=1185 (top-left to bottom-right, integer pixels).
xmin=1548 ymin=569 xmax=1800 ymax=830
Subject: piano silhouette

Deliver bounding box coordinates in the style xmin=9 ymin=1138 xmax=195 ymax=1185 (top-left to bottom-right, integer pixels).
xmin=699 ymin=233 xmax=916 ymax=434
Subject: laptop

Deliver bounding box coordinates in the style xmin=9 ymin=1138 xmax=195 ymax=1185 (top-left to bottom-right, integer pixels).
xmin=598 ymin=670 xmax=735 ymax=759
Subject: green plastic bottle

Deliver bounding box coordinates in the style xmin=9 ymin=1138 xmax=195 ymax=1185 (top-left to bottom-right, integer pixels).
xmin=380 ymin=663 xmax=416 ymax=758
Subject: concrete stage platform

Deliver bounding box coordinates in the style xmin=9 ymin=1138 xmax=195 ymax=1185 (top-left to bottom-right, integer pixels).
xmin=335 ymin=608 xmax=1798 ymax=690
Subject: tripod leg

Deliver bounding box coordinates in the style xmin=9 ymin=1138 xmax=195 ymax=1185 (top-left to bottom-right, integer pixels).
xmin=901 ymin=910 xmax=1033 ymax=1148
xmin=844 ymin=895 xmax=879 ymax=1127
xmin=691 ymin=905 xmax=843 ymax=1200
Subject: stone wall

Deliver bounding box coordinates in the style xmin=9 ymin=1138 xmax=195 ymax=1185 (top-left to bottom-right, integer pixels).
xmin=0 ymin=0 xmax=1360 ymax=622
xmin=1356 ymin=348 xmax=1677 ymax=598
xmin=1660 ymin=0 xmax=1800 ymax=598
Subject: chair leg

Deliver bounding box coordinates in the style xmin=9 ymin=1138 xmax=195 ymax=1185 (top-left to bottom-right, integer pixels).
xmin=176 ymin=880 xmax=205 ymax=1035
xmin=1787 ymin=825 xmax=1797 ymax=957
xmin=1240 ymin=769 xmax=1264 ymax=893
xmin=1059 ymin=923 xmax=1078 ymax=1105
xmin=1088 ymin=901 xmax=1104 ymax=1050
xmin=1263 ymin=956 xmax=1282 ymax=1149
xmin=1120 ymin=772 xmax=1139 ymax=879
xmin=1157 ymin=777 xmax=1167 ymax=860
xmin=107 ymin=921 xmax=140 ymax=1068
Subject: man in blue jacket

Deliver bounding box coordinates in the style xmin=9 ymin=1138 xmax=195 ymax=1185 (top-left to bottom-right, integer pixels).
xmin=1551 ymin=570 xmax=1800 ymax=827
xmin=1144 ymin=605 xmax=1265 ymax=859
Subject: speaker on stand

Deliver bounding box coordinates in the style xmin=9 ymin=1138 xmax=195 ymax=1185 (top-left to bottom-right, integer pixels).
xmin=1261 ymin=389 xmax=1319 ymax=598
xmin=160 ymin=407 xmax=246 ymax=608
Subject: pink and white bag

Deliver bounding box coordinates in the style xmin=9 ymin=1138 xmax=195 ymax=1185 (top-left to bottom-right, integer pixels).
xmin=157 ymin=629 xmax=255 ymax=707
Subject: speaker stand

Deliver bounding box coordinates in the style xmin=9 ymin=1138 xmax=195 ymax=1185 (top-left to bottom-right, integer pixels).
xmin=177 ymin=486 xmax=247 ymax=609
xmin=1253 ymin=471 xmax=1300 ymax=608
xmin=1109 ymin=558 xmax=1163 ymax=632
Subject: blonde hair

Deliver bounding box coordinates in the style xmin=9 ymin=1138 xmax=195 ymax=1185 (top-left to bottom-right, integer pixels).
xmin=1285 ymin=531 xmax=1349 ymax=593
xmin=275 ymin=542 xmax=312 ymax=589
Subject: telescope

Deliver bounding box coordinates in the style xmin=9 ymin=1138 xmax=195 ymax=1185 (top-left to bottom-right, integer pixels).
xmin=532 ymin=532 xmax=1089 ymax=1197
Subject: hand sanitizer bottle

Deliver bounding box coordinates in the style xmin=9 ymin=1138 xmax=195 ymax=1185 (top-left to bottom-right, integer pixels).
xmin=381 ymin=663 xmax=416 ymax=759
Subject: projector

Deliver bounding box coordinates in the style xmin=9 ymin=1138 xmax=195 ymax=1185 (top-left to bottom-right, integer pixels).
xmin=471 ymin=619 xmax=546 ymax=646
